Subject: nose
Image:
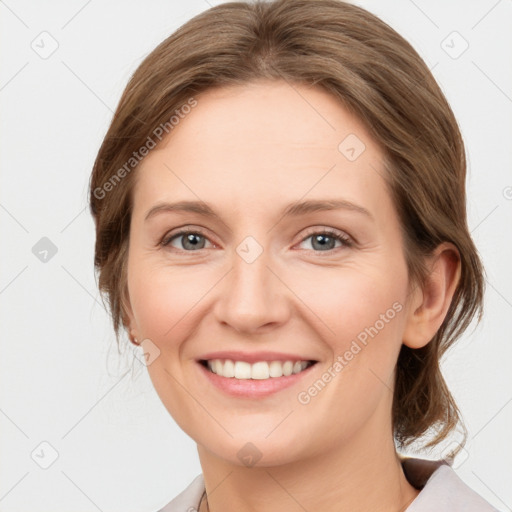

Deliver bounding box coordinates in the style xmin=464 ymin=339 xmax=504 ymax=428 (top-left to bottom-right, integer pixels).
xmin=213 ymin=242 xmax=291 ymax=334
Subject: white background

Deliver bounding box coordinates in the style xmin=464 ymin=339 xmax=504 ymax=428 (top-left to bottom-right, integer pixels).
xmin=1 ymin=0 xmax=511 ymax=511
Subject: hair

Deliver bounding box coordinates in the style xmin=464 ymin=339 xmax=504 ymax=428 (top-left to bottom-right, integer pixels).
xmin=89 ymin=0 xmax=484 ymax=455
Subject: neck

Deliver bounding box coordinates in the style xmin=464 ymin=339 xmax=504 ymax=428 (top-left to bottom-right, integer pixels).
xmin=197 ymin=413 xmax=419 ymax=512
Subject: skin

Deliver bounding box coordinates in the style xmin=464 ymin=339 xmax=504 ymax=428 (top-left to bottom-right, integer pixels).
xmin=124 ymin=80 xmax=460 ymax=512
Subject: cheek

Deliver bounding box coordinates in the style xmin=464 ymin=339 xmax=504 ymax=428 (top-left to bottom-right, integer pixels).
xmin=127 ymin=262 xmax=215 ymax=430
xmin=295 ymin=263 xmax=408 ymax=408
xmin=127 ymin=258 xmax=211 ymax=342
xmin=297 ymin=264 xmax=407 ymax=347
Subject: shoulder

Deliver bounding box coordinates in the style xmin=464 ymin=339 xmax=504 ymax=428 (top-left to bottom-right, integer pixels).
xmin=403 ymin=457 xmax=501 ymax=512
xmin=156 ymin=474 xmax=205 ymax=512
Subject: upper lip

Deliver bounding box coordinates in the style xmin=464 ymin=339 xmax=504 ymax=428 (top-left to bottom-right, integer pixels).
xmin=197 ymin=351 xmax=317 ymax=364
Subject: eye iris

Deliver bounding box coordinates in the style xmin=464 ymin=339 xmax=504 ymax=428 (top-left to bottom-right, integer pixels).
xmin=182 ymin=233 xmax=204 ymax=250
xmin=312 ymin=233 xmax=336 ymax=251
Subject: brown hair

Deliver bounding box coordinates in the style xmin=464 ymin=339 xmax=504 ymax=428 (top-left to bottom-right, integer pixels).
xmin=89 ymin=0 xmax=484 ymax=454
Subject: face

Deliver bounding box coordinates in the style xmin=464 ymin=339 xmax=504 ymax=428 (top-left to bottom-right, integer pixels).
xmin=125 ymin=80 xmax=413 ymax=466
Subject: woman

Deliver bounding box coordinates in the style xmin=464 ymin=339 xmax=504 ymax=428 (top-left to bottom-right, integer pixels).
xmin=89 ymin=0 xmax=498 ymax=510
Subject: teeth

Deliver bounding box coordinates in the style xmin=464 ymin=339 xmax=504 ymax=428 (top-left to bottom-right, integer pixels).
xmin=234 ymin=361 xmax=252 ymax=379
xmin=223 ymin=359 xmax=235 ymax=378
xmin=206 ymin=359 xmax=312 ymax=379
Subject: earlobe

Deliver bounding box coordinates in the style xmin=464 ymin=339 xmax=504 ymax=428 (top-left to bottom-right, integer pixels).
xmin=402 ymin=242 xmax=461 ymax=349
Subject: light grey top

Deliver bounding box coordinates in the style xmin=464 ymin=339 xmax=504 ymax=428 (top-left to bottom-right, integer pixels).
xmin=157 ymin=458 xmax=500 ymax=512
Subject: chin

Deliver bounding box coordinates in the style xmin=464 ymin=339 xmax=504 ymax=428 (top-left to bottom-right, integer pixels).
xmin=196 ymin=426 xmax=314 ymax=468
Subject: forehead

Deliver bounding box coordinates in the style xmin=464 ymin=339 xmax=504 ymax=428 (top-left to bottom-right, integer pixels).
xmin=133 ymin=80 xmax=389 ymax=216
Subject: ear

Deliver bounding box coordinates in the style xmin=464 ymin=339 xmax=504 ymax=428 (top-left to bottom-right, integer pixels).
xmin=402 ymin=242 xmax=461 ymax=349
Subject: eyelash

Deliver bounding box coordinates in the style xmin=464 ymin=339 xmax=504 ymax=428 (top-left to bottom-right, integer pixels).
xmin=160 ymin=227 xmax=353 ymax=254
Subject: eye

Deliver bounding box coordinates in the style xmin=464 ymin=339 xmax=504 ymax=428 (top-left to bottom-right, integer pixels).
xmin=160 ymin=227 xmax=352 ymax=253
xmin=298 ymin=228 xmax=352 ymax=252
xmin=161 ymin=228 xmax=213 ymax=251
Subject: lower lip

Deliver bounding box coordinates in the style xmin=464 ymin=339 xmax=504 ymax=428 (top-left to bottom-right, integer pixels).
xmin=197 ymin=361 xmax=317 ymax=398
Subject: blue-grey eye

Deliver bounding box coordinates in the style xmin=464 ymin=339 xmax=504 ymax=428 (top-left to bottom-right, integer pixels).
xmin=299 ymin=230 xmax=351 ymax=252
xmin=164 ymin=231 xmax=211 ymax=251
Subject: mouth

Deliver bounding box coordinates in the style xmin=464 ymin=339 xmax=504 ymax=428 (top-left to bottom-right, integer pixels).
xmin=196 ymin=355 xmax=319 ymax=399
xmin=199 ymin=358 xmax=317 ymax=379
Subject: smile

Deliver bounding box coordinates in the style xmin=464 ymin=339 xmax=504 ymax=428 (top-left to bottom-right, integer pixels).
xmin=197 ymin=357 xmax=319 ymax=399
xmin=201 ymin=359 xmax=316 ymax=379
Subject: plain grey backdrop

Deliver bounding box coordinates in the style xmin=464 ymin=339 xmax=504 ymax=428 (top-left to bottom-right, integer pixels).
xmin=1 ymin=0 xmax=511 ymax=511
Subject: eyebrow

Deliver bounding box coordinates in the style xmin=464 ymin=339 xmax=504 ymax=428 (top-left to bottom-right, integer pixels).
xmin=144 ymin=199 xmax=373 ymax=223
